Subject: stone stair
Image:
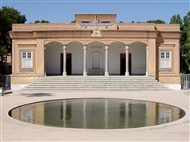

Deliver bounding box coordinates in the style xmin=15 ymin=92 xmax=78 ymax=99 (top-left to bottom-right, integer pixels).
xmin=22 ymin=76 xmax=170 ymax=91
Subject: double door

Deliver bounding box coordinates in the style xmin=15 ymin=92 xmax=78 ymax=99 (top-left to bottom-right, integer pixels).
xmin=60 ymin=53 xmax=72 ymax=75
xmin=120 ymin=53 xmax=131 ymax=75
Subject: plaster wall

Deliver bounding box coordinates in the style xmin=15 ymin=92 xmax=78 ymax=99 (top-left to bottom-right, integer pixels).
xmin=67 ymin=43 xmax=83 ymax=75
xmin=45 ymin=42 xmax=62 ymax=75
xmin=148 ymin=39 xmax=156 ymax=76
xmin=36 ymin=39 xmax=45 ymax=76
xmin=108 ymin=43 xmax=125 ymax=75
xmin=129 ymin=42 xmax=146 ymax=75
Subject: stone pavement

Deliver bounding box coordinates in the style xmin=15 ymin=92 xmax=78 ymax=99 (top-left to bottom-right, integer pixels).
xmin=0 ymin=90 xmax=190 ymax=141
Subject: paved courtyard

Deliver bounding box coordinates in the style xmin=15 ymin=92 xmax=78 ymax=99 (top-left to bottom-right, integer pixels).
xmin=0 ymin=90 xmax=190 ymax=141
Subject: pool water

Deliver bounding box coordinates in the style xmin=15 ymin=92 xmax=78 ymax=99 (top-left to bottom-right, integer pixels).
xmin=9 ymin=98 xmax=185 ymax=129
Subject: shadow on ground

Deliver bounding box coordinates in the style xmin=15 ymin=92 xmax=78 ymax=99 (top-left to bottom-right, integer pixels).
xmin=21 ymin=93 xmax=53 ymax=97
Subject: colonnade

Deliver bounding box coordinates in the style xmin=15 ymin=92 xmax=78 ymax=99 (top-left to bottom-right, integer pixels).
xmin=44 ymin=44 xmax=149 ymax=76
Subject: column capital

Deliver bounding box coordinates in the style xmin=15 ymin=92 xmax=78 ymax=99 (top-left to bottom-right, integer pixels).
xmin=63 ymin=45 xmax=67 ymax=50
xmin=44 ymin=46 xmax=46 ymax=49
xmin=146 ymin=45 xmax=148 ymax=50
xmin=83 ymin=45 xmax=87 ymax=50
xmin=125 ymin=45 xmax=129 ymax=50
xmin=105 ymin=45 xmax=109 ymax=50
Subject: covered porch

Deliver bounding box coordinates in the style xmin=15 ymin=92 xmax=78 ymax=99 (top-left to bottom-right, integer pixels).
xmin=44 ymin=40 xmax=148 ymax=76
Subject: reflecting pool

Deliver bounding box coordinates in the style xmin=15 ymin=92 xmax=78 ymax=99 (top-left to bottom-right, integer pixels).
xmin=9 ymin=98 xmax=185 ymax=129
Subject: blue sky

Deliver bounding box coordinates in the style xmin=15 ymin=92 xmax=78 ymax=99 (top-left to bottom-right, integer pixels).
xmin=1 ymin=0 xmax=190 ymax=23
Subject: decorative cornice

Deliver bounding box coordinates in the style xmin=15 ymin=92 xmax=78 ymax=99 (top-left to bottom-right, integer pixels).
xmin=101 ymin=30 xmax=158 ymax=38
xmin=158 ymin=32 xmax=182 ymax=39
xmin=155 ymin=24 xmax=180 ymax=31
xmin=12 ymin=23 xmax=82 ymax=31
xmin=10 ymin=30 xmax=181 ymax=40
xmin=117 ymin=23 xmax=155 ymax=30
xmin=157 ymin=43 xmax=175 ymax=47
xmin=12 ymin=23 xmax=181 ymax=32
xmin=9 ymin=31 xmax=35 ymax=39
xmin=117 ymin=23 xmax=180 ymax=31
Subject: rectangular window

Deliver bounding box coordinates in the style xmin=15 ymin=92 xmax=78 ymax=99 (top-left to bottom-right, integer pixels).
xmin=101 ymin=21 xmax=110 ymax=23
xmin=21 ymin=51 xmax=33 ymax=68
xmin=81 ymin=21 xmax=89 ymax=23
xmin=160 ymin=51 xmax=171 ymax=68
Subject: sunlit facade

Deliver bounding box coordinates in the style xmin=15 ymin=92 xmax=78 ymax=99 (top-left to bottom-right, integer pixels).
xmin=9 ymin=14 xmax=182 ymax=90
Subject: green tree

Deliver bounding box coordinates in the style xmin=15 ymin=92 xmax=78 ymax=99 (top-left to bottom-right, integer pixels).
xmin=146 ymin=19 xmax=165 ymax=24
xmin=35 ymin=20 xmax=49 ymax=23
xmin=40 ymin=20 xmax=49 ymax=23
xmin=170 ymin=14 xmax=182 ymax=25
xmin=181 ymin=23 xmax=190 ymax=73
xmin=35 ymin=20 xmax=40 ymax=23
xmin=170 ymin=12 xmax=190 ymax=73
xmin=183 ymin=11 xmax=190 ymax=27
xmin=71 ymin=20 xmax=76 ymax=23
xmin=0 ymin=6 xmax=26 ymax=74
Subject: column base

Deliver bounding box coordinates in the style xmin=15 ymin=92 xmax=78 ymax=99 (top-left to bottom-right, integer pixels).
xmin=105 ymin=72 xmax=109 ymax=76
xmin=145 ymin=72 xmax=148 ymax=76
xmin=83 ymin=72 xmax=87 ymax=76
xmin=125 ymin=72 xmax=129 ymax=76
xmin=63 ymin=72 xmax=67 ymax=76
xmin=44 ymin=72 xmax=46 ymax=77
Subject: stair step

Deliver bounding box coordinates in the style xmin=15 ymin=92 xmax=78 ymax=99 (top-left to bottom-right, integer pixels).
xmin=22 ymin=76 xmax=169 ymax=91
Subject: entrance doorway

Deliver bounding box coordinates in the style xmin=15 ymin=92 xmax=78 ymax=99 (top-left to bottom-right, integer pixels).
xmin=120 ymin=53 xmax=131 ymax=75
xmin=60 ymin=53 xmax=72 ymax=75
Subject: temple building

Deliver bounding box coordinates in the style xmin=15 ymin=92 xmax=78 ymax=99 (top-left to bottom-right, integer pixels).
xmin=9 ymin=14 xmax=182 ymax=90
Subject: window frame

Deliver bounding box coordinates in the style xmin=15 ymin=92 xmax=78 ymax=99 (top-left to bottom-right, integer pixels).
xmin=159 ymin=50 xmax=172 ymax=68
xmin=20 ymin=50 xmax=33 ymax=69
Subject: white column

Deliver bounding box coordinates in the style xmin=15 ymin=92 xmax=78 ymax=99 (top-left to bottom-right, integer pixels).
xmin=105 ymin=45 xmax=109 ymax=76
xmin=146 ymin=45 xmax=148 ymax=76
xmin=125 ymin=45 xmax=129 ymax=76
xmin=44 ymin=46 xmax=46 ymax=77
xmin=83 ymin=45 xmax=87 ymax=76
xmin=63 ymin=45 xmax=67 ymax=76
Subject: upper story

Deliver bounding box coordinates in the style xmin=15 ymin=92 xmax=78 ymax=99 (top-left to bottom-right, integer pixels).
xmin=75 ymin=13 xmax=116 ymax=23
xmin=9 ymin=13 xmax=182 ymax=41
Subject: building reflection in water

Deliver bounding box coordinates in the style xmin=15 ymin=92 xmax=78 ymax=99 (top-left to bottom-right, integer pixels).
xmin=10 ymin=99 xmax=185 ymax=129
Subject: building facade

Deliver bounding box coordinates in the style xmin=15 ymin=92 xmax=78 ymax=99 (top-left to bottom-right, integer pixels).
xmin=9 ymin=14 xmax=182 ymax=90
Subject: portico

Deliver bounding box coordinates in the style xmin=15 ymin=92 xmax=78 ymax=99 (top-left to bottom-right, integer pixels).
xmin=44 ymin=40 xmax=148 ymax=76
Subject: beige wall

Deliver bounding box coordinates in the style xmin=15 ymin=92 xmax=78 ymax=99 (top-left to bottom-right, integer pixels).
xmin=36 ymin=39 xmax=45 ymax=76
xmin=12 ymin=76 xmax=37 ymax=84
xmin=148 ymin=39 xmax=156 ymax=76
xmin=10 ymin=17 xmax=181 ymax=86
xmin=157 ymin=39 xmax=181 ymax=84
xmin=11 ymin=39 xmax=44 ymax=84
xmin=11 ymin=37 xmax=181 ymax=85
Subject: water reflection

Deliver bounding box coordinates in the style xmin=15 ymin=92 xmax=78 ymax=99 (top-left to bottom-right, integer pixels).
xmin=9 ymin=98 xmax=185 ymax=129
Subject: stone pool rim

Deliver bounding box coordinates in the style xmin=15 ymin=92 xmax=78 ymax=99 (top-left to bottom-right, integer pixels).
xmin=6 ymin=97 xmax=189 ymax=131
